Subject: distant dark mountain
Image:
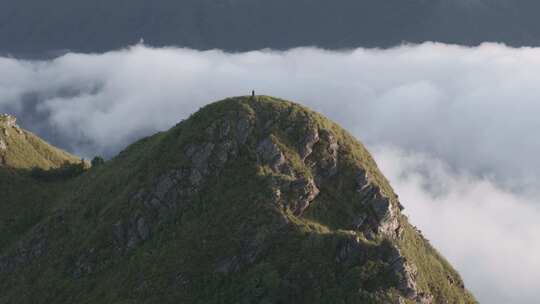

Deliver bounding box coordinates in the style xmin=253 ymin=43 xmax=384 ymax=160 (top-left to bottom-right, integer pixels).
xmin=1 ymin=0 xmax=539 ymax=57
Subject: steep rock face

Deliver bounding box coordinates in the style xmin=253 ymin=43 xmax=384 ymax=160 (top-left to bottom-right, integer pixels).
xmin=0 ymin=97 xmax=476 ymax=304
xmin=0 ymin=114 xmax=17 ymax=128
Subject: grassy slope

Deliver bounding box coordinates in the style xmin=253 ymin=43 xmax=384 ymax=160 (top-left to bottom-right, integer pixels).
xmin=0 ymin=169 xmax=68 ymax=251
xmin=0 ymin=97 xmax=476 ymax=303
xmin=0 ymin=123 xmax=82 ymax=253
xmin=1 ymin=127 xmax=80 ymax=170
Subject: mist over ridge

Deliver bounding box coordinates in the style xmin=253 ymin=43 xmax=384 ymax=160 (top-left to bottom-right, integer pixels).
xmin=1 ymin=42 xmax=539 ymax=190
xmin=1 ymin=42 xmax=540 ymax=303
xmin=3 ymin=1 xmax=540 ymax=302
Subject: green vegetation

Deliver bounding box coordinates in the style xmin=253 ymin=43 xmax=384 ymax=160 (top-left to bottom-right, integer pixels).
xmin=30 ymin=162 xmax=87 ymax=182
xmin=0 ymin=97 xmax=476 ymax=303
xmin=0 ymin=126 xmax=80 ymax=170
xmin=0 ymin=119 xmax=83 ymax=252
xmin=91 ymin=156 xmax=105 ymax=168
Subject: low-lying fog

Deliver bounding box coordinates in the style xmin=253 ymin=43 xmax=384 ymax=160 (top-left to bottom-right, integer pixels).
xmin=1 ymin=43 xmax=539 ymax=303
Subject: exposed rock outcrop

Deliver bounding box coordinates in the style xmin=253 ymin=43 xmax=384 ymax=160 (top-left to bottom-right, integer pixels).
xmin=117 ymin=113 xmax=253 ymax=253
xmin=354 ymin=169 xmax=402 ymax=239
xmin=0 ymin=114 xmax=17 ymax=128
xmin=0 ymin=115 xmax=16 ymax=152
xmin=299 ymin=126 xmax=319 ymax=160
xmin=335 ymin=232 xmax=368 ymax=265
xmin=317 ymin=129 xmax=339 ymax=177
xmin=288 ymin=177 xmax=320 ymax=216
xmin=0 ymin=114 xmax=23 ymax=138
xmin=257 ymin=137 xmax=288 ymax=173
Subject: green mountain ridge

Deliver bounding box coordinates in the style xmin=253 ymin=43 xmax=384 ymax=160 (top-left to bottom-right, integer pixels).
xmin=0 ymin=113 xmax=83 ymax=253
xmin=0 ymin=97 xmax=476 ymax=303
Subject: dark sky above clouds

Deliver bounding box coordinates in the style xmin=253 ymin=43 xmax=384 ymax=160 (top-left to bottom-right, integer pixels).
xmin=1 ymin=43 xmax=539 ymax=303
xmin=3 ymin=0 xmax=540 ymax=55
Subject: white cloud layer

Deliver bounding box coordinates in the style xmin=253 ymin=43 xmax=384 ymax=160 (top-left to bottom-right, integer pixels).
xmin=1 ymin=43 xmax=539 ymax=302
xmin=2 ymin=43 xmax=540 ymax=191
xmin=373 ymin=146 xmax=540 ymax=304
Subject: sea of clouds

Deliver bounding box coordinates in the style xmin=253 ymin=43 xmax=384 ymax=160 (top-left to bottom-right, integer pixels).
xmin=1 ymin=42 xmax=539 ymax=303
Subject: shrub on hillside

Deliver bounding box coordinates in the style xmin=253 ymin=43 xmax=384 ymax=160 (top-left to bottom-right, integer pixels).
xmin=31 ymin=161 xmax=86 ymax=182
xmin=91 ymin=156 xmax=105 ymax=168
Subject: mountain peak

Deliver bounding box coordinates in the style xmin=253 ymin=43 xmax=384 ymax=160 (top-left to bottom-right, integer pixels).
xmin=0 ymin=114 xmax=79 ymax=169
xmin=0 ymin=96 xmax=476 ymax=303
xmin=0 ymin=114 xmax=17 ymax=127
xmin=0 ymin=114 xmax=21 ymax=140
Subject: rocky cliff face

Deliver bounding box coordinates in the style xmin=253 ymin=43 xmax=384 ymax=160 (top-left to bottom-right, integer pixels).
xmin=0 ymin=114 xmax=17 ymax=127
xmin=0 ymin=97 xmax=476 ymax=304
xmin=0 ymin=114 xmax=19 ymax=159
